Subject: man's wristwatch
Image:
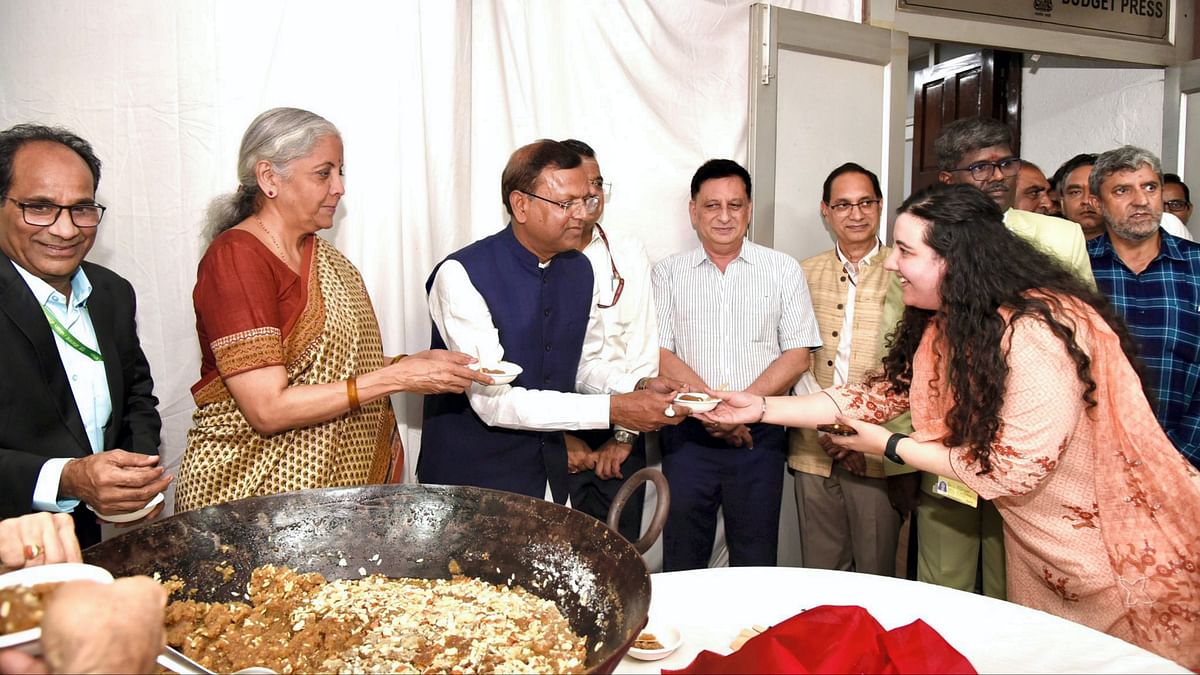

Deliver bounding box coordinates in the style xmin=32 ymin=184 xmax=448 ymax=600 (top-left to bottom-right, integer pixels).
xmin=884 ymin=433 xmax=908 ymax=465
xmin=613 ymin=430 xmax=636 ymax=445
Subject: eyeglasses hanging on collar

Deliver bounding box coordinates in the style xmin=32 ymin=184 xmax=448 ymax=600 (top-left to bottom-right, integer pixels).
xmin=595 ymin=224 xmax=624 ymax=308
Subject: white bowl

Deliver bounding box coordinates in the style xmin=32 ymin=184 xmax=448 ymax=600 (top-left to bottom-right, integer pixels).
xmin=627 ymin=623 xmax=682 ymax=661
xmin=0 ymin=563 xmax=115 ymax=653
xmin=673 ymin=393 xmax=719 ymax=413
xmin=86 ymin=492 xmax=165 ymax=524
xmin=471 ymin=361 xmax=523 ymax=386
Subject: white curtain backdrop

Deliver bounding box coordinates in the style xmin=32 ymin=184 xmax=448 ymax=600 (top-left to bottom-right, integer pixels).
xmin=0 ymin=0 xmax=857 ymax=510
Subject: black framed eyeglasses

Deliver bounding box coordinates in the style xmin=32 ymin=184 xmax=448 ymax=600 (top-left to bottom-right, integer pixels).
xmin=827 ymin=198 xmax=881 ymax=214
xmin=949 ymin=157 xmax=1022 ymax=182
xmin=518 ymin=190 xmax=600 ymax=216
xmin=1164 ymin=199 xmax=1191 ymax=211
xmin=594 ymin=224 xmax=624 ymax=309
xmin=3 ymin=197 xmax=106 ymax=228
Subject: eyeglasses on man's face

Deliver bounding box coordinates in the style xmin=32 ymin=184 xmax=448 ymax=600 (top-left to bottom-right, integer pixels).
xmin=950 ymin=157 xmax=1022 ymax=182
xmin=1164 ymin=199 xmax=1190 ymax=212
xmin=827 ymin=198 xmax=881 ymax=214
xmin=588 ymin=179 xmax=613 ymax=201
xmin=519 ymin=190 xmax=600 ymax=216
xmin=3 ymin=197 xmax=106 ymax=228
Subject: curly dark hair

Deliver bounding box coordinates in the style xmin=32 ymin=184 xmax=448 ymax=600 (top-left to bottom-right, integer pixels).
xmin=875 ymin=183 xmax=1149 ymax=472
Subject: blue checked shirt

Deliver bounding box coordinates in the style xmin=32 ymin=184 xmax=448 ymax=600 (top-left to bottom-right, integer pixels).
xmin=1088 ymin=230 xmax=1200 ymax=468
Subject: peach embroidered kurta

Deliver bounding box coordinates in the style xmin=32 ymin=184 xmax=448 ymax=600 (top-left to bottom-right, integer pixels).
xmin=830 ymin=299 xmax=1200 ymax=669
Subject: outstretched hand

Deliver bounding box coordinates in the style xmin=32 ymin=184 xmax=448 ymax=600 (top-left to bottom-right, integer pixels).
xmin=610 ymin=388 xmax=691 ymax=432
xmin=408 ymin=349 xmax=476 ymax=364
xmin=696 ymin=390 xmax=763 ymax=426
xmin=639 ymin=376 xmax=693 ymax=395
xmin=823 ymin=414 xmax=892 ymax=457
xmin=391 ymin=352 xmax=492 ymax=393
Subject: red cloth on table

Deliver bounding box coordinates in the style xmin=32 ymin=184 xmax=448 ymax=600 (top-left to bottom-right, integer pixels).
xmin=665 ymin=604 xmax=976 ymax=675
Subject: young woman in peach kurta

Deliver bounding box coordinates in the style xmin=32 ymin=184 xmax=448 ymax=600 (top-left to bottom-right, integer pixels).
xmin=703 ymin=184 xmax=1200 ymax=669
xmin=825 ymin=301 xmax=1200 ymax=668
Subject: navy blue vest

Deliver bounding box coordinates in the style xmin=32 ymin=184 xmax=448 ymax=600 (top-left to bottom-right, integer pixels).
xmin=419 ymin=225 xmax=594 ymax=503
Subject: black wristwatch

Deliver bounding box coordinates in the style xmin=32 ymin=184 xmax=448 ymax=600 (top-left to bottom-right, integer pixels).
xmin=613 ymin=430 xmax=636 ymax=445
xmin=884 ymin=433 xmax=908 ymax=465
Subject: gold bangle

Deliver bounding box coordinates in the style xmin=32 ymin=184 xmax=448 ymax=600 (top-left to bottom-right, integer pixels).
xmin=755 ymin=396 xmax=768 ymax=424
xmin=346 ymin=377 xmax=360 ymax=412
xmin=390 ymin=354 xmax=407 ymax=365
xmin=635 ymin=377 xmax=650 ymax=391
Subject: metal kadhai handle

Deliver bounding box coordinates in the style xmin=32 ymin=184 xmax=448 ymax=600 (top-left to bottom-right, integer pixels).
xmin=607 ymin=467 xmax=670 ymax=556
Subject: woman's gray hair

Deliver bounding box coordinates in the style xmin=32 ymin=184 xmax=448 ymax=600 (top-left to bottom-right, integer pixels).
xmin=1089 ymin=145 xmax=1162 ymax=195
xmin=204 ymin=107 xmax=340 ymax=241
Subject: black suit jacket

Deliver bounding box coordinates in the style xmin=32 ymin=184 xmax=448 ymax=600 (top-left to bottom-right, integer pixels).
xmin=0 ymin=251 xmax=161 ymax=546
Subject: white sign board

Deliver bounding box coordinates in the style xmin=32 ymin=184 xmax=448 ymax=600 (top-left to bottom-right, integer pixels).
xmin=899 ymin=0 xmax=1169 ymax=41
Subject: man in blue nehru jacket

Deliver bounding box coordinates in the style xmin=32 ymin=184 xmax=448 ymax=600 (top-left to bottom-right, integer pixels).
xmin=420 ymin=139 xmax=686 ymax=503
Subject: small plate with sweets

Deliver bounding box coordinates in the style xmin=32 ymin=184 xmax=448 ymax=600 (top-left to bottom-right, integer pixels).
xmin=0 ymin=563 xmax=115 ymax=653
xmin=672 ymin=392 xmax=719 ymax=413
xmin=470 ymin=361 xmax=523 ymax=386
xmin=627 ymin=623 xmax=682 ymax=661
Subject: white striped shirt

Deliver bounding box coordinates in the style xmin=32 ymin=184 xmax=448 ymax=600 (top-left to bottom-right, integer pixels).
xmin=652 ymin=240 xmax=821 ymax=390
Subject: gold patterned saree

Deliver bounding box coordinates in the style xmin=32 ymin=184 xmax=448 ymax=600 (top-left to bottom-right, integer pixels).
xmin=176 ymin=233 xmax=396 ymax=512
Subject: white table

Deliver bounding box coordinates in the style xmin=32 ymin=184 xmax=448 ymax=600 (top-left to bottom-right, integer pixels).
xmin=615 ymin=567 xmax=1188 ymax=674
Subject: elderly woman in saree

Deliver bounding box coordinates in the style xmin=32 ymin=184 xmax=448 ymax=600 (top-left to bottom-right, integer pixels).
xmin=704 ymin=184 xmax=1200 ymax=669
xmin=175 ymin=108 xmax=488 ymax=512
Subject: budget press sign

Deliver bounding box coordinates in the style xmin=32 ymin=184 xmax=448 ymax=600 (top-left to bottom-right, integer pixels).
xmin=899 ymin=0 xmax=1170 ymax=41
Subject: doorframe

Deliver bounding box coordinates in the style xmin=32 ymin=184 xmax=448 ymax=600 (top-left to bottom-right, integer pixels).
xmin=747 ymin=4 xmax=908 ymax=247
xmin=868 ymin=0 xmax=1194 ymax=67
xmin=1163 ymin=58 xmax=1200 ymax=173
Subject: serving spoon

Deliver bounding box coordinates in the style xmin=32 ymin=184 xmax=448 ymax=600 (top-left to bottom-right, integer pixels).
xmin=157 ymin=645 xmax=276 ymax=675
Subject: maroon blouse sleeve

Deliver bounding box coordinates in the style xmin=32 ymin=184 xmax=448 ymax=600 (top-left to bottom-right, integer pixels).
xmin=193 ymin=231 xmax=298 ymax=379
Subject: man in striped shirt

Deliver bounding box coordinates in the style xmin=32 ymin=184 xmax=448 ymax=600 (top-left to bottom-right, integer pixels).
xmin=653 ymin=159 xmax=821 ymax=571
xmin=1088 ymin=146 xmax=1200 ymax=469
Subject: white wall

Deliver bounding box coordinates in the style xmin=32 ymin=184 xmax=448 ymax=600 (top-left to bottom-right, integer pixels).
xmin=0 ymin=0 xmax=858 ymax=520
xmin=1021 ymin=54 xmax=1165 ymax=173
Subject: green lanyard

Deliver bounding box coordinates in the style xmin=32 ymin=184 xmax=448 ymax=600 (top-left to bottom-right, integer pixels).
xmin=41 ymin=305 xmax=104 ymax=362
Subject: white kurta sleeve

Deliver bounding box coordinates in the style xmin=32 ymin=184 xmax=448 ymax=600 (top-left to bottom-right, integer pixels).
xmin=427 ymin=261 xmax=611 ymax=430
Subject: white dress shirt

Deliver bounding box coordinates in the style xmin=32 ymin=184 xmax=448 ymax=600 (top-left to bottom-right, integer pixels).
xmin=582 ymin=225 xmax=659 ymax=434
xmin=832 ymin=240 xmax=881 ymax=386
xmin=427 ymin=255 xmax=642 ymax=432
xmin=1161 ymin=212 xmax=1194 ymax=242
xmin=11 ymin=262 xmax=110 ymax=513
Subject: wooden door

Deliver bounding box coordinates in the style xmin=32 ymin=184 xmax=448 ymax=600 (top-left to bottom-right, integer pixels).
xmin=911 ymin=49 xmax=1023 ymax=193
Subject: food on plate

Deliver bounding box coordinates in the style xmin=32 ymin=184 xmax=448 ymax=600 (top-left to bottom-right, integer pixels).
xmin=815 ymin=423 xmax=858 ymax=436
xmin=164 ymin=564 xmax=587 ymax=674
xmin=730 ymin=624 xmax=767 ymax=651
xmin=634 ymin=632 xmax=663 ymax=650
xmin=480 ymin=367 xmax=507 ymax=375
xmin=0 ymin=582 xmax=61 ymax=635
xmin=676 ymin=393 xmax=713 ymax=402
